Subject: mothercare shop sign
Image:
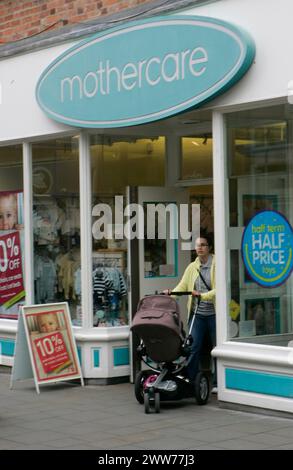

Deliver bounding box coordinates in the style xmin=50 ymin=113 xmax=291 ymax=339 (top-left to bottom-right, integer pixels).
xmin=242 ymin=210 xmax=293 ymax=287
xmin=36 ymin=15 xmax=255 ymax=128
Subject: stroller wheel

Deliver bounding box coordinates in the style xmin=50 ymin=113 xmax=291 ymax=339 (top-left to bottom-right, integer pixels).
xmin=194 ymin=372 xmax=210 ymax=405
xmin=144 ymin=392 xmax=151 ymax=414
xmin=134 ymin=370 xmax=154 ymax=404
xmin=154 ymin=392 xmax=160 ymax=413
xmin=143 ymin=389 xmax=160 ymax=414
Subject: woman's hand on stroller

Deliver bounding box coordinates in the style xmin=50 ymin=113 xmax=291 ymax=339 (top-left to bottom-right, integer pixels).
xmin=192 ymin=290 xmax=201 ymax=298
xmin=162 ymin=289 xmax=171 ymax=295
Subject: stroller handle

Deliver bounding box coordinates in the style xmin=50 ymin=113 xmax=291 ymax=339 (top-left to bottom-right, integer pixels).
xmin=160 ymin=290 xmax=193 ymax=296
xmin=170 ymin=291 xmax=193 ymax=296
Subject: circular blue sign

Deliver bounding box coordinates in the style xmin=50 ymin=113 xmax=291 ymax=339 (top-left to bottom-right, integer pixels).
xmin=241 ymin=210 xmax=293 ymax=288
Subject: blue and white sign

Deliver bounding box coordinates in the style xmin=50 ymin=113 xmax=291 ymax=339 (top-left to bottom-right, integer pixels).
xmin=242 ymin=210 xmax=293 ymax=288
xmin=36 ymin=15 xmax=255 ymax=128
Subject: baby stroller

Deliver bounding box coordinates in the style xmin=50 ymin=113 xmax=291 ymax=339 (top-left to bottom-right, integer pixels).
xmin=131 ymin=292 xmax=211 ymax=413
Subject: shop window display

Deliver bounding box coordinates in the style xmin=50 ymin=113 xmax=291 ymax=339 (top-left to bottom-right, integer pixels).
xmin=143 ymin=202 xmax=178 ymax=278
xmin=0 ymin=146 xmax=24 ymax=319
xmin=90 ymin=135 xmax=165 ymax=327
xmin=227 ymin=104 xmax=293 ymax=346
xmin=92 ymin=250 xmax=127 ymax=327
xmin=32 ymin=138 xmax=81 ymax=324
xmin=189 ymin=187 xmax=214 ymax=238
xmin=180 ymin=115 xmax=212 ymax=180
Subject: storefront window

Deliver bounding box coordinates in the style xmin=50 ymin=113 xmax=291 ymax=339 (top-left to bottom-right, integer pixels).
xmin=181 ymin=135 xmax=213 ymax=180
xmin=32 ymin=138 xmax=80 ymax=324
xmin=90 ymin=135 xmax=165 ymax=327
xmin=143 ymin=202 xmax=178 ymax=278
xmin=180 ymin=111 xmax=212 ymax=180
xmin=0 ymin=145 xmax=24 ymax=319
xmin=227 ymin=104 xmax=293 ymax=345
xmin=189 ymin=185 xmax=214 ymax=237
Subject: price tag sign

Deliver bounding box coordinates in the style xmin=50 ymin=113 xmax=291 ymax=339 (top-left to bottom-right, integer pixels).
xmin=0 ymin=231 xmax=25 ymax=307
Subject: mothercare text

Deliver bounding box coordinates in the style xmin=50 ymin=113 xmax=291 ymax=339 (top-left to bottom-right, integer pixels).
xmin=61 ymin=47 xmax=208 ymax=101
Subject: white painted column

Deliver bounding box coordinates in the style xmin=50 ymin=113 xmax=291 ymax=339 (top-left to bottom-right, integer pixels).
xmin=286 ymin=120 xmax=293 ymax=333
xmin=22 ymin=142 xmax=34 ymax=304
xmin=79 ymin=132 xmax=93 ymax=329
xmin=212 ymin=111 xmax=229 ymax=347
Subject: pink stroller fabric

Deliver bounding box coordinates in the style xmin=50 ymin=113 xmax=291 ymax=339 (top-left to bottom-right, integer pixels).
xmin=131 ymin=294 xmax=184 ymax=362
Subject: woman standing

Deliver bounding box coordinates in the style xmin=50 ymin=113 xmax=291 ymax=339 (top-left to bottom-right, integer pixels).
xmin=165 ymin=233 xmax=216 ymax=386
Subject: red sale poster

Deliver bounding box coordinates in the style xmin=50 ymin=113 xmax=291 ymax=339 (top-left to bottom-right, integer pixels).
xmin=0 ymin=231 xmax=25 ymax=307
xmin=33 ymin=331 xmax=72 ymax=375
xmin=22 ymin=303 xmax=82 ymax=384
xmin=0 ymin=189 xmax=25 ymax=319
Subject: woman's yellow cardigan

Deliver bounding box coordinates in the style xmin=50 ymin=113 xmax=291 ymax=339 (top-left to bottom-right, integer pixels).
xmin=172 ymin=255 xmax=216 ymax=318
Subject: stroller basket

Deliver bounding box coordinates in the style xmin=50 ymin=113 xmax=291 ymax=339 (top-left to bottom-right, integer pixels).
xmin=131 ymin=294 xmax=184 ymax=363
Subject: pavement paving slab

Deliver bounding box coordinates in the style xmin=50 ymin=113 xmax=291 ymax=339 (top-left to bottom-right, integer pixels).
xmin=0 ymin=373 xmax=292 ymax=450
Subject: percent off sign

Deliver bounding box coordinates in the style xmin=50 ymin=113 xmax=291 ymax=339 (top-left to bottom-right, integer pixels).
xmin=0 ymin=234 xmax=20 ymax=272
xmin=0 ymin=231 xmax=24 ymax=306
xmin=36 ymin=333 xmax=64 ymax=357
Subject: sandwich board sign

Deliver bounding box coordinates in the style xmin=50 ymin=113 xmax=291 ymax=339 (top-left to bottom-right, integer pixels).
xmin=11 ymin=302 xmax=84 ymax=393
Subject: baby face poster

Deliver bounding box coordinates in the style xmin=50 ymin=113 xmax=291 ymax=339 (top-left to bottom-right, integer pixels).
xmin=22 ymin=303 xmax=81 ymax=384
xmin=0 ymin=190 xmax=25 ymax=318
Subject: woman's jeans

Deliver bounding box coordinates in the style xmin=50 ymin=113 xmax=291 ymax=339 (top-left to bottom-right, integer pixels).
xmin=186 ymin=314 xmax=217 ymax=384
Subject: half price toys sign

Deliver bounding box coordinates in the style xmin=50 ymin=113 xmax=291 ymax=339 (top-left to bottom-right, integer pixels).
xmin=242 ymin=210 xmax=293 ymax=287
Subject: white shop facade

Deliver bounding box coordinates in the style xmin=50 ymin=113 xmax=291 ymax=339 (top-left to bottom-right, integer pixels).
xmin=0 ymin=0 xmax=293 ymax=414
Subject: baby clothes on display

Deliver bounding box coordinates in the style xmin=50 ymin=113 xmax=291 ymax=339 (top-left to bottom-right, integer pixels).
xmin=92 ymin=264 xmax=127 ymax=327
xmin=106 ymin=268 xmax=127 ymax=298
xmin=93 ymin=269 xmax=113 ymax=298
xmin=61 ymin=198 xmax=80 ymax=235
xmin=32 ymin=193 xmax=81 ymax=321
xmin=55 ymin=251 xmax=66 ymax=293
xmin=74 ymin=267 xmax=81 ymax=298
xmin=34 ymin=254 xmax=57 ymax=303
xmin=57 ymin=250 xmax=80 ymax=300
xmin=33 ymin=199 xmax=65 ymax=245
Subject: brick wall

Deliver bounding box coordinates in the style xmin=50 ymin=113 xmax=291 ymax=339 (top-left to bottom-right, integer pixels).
xmin=0 ymin=0 xmax=155 ymax=43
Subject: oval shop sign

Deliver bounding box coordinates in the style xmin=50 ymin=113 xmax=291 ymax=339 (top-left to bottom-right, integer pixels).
xmin=241 ymin=210 xmax=293 ymax=288
xmin=36 ymin=15 xmax=255 ymax=128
